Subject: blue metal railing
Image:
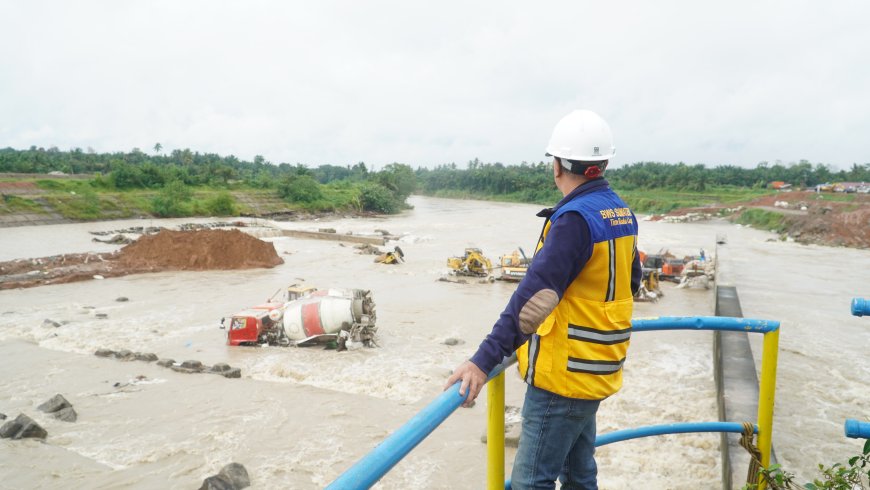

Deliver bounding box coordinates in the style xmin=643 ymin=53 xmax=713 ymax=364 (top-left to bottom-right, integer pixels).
xmin=845 ymin=419 xmax=870 ymax=439
xmin=327 ymin=317 xmax=779 ymax=489
xmin=631 ymin=315 xmax=779 ymax=332
xmin=852 ymin=297 xmax=869 ymax=317
xmin=325 ymin=355 xmax=516 ymax=490
xmin=844 ymin=299 xmax=869 ymax=440
xmin=595 ymin=421 xmax=756 ymax=446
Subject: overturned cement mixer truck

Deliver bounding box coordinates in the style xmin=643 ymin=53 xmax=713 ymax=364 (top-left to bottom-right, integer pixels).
xmin=223 ymin=285 xmax=377 ymax=350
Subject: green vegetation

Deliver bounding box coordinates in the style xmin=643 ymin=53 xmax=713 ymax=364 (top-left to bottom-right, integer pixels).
xmin=744 ymin=439 xmax=870 ymax=489
xmin=204 ymin=191 xmax=237 ymax=216
xmin=0 ymin=147 xmax=417 ymax=219
xmin=735 ymin=208 xmax=788 ymax=233
xmin=814 ymin=193 xmax=858 ymax=203
xmin=620 ymin=187 xmax=773 ymax=214
xmin=151 ymin=180 xmax=193 ymax=217
xmin=0 ymin=194 xmax=46 ymax=215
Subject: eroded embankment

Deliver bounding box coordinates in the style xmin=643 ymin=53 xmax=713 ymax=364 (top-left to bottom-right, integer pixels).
xmin=656 ymin=191 xmax=870 ymax=248
xmin=0 ymin=229 xmax=283 ymax=289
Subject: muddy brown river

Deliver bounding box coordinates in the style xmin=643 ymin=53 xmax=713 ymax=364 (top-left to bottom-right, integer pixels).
xmin=1 ymin=196 xmax=867 ymax=489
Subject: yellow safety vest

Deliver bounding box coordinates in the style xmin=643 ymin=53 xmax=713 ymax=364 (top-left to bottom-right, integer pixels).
xmin=517 ymin=190 xmax=638 ymax=400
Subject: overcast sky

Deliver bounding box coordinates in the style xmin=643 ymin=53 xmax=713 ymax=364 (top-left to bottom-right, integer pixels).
xmin=2 ymin=1 xmax=869 ymax=170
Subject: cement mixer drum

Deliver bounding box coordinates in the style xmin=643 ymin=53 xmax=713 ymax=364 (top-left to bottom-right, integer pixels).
xmin=282 ymin=288 xmax=377 ymax=347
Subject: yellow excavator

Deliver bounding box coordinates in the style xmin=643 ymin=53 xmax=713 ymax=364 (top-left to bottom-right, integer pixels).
xmin=447 ymin=248 xmax=493 ymax=277
xmin=498 ymin=248 xmax=531 ymax=282
xmin=374 ymin=246 xmax=404 ymax=265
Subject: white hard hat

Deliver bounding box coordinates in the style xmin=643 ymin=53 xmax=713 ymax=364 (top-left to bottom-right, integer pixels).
xmin=545 ymin=110 xmax=615 ymax=162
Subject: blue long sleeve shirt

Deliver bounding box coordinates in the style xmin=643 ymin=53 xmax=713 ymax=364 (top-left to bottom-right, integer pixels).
xmin=469 ymin=179 xmax=642 ymax=374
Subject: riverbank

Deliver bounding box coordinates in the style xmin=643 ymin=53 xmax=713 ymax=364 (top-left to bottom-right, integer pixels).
xmin=0 ymin=179 xmax=373 ymax=228
xmin=5 ymin=173 xmax=868 ymax=249
xmin=656 ymin=190 xmax=870 ymax=248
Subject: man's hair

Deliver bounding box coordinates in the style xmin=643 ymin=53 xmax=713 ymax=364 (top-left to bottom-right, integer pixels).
xmin=556 ymin=157 xmax=608 ymax=176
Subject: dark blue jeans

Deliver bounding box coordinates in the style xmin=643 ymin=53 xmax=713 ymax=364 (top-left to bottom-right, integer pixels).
xmin=511 ymin=384 xmax=601 ymax=490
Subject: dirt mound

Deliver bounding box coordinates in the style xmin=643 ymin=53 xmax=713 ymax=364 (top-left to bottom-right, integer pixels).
xmin=0 ymin=229 xmax=283 ymax=290
xmin=119 ymin=229 xmax=283 ymax=271
xmin=783 ymin=206 xmax=870 ymax=248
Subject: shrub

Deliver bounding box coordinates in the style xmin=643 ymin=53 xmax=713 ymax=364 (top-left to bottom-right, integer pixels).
xmin=735 ymin=208 xmax=787 ymax=233
xmin=205 ymin=192 xmax=237 ymax=216
xmin=744 ymin=439 xmax=870 ymax=489
xmin=358 ymin=182 xmax=400 ymax=213
xmin=151 ymin=180 xmax=192 ymax=217
xmin=278 ymin=174 xmax=323 ymax=203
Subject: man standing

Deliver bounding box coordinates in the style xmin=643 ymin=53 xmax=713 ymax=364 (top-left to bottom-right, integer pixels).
xmin=445 ymin=110 xmax=641 ymax=489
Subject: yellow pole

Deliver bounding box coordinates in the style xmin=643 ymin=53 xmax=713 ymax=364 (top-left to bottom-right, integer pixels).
xmin=487 ymin=371 xmax=506 ymax=490
xmin=756 ymin=328 xmax=780 ymax=487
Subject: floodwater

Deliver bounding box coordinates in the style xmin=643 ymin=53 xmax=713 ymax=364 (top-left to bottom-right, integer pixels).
xmin=0 ymin=195 xmax=867 ymax=489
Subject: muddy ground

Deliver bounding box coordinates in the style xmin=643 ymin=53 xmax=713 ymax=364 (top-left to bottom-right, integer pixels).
xmin=0 ymin=229 xmax=283 ymax=289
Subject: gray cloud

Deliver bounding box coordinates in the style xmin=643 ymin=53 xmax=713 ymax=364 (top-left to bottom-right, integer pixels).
xmin=2 ymin=1 xmax=869 ymax=169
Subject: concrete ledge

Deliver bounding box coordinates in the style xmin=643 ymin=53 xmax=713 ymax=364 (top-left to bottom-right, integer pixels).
xmin=714 ymin=284 xmax=778 ymax=489
xmin=281 ymin=229 xmax=386 ymax=245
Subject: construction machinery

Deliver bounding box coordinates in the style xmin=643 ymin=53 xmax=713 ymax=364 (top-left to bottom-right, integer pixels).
xmin=497 ymin=248 xmax=531 ymax=282
xmin=223 ymin=285 xmax=377 ymax=350
xmin=447 ymin=248 xmax=493 ymax=277
xmin=374 ymin=246 xmax=404 ymax=265
xmin=635 ymin=267 xmax=663 ymax=302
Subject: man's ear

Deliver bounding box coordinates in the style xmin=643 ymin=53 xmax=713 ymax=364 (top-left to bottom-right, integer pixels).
xmin=553 ymin=158 xmax=563 ymax=178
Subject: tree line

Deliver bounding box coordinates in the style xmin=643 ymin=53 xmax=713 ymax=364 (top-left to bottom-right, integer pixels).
xmin=3 ymin=146 xmax=868 ymax=215
xmin=415 ymin=158 xmax=870 ymax=195
xmin=0 ymin=146 xmax=416 ymax=214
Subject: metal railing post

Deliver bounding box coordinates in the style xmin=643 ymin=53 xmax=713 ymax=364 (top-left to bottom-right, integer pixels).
xmin=756 ymin=328 xmax=780 ymax=486
xmin=486 ymin=371 xmax=506 ymax=490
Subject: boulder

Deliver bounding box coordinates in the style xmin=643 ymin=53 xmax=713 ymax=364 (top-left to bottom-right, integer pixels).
xmin=199 ymin=463 xmax=250 ymax=490
xmin=42 ymin=319 xmax=62 ymax=328
xmin=219 ymin=463 xmax=251 ymax=488
xmin=181 ymin=361 xmax=203 ymax=370
xmin=181 ymin=360 xmax=203 ymax=370
xmin=199 ymin=476 xmax=235 ymax=490
xmin=0 ymin=413 xmax=6 ymax=420
xmin=134 ymin=352 xmax=158 ymax=362
xmin=113 ymin=349 xmax=133 ymax=360
xmin=95 ymin=349 xmax=115 ymax=357
xmin=156 ymin=358 xmax=175 ymax=368
xmin=116 ymin=296 xmax=129 ymax=302
xmin=171 ymin=360 xmax=204 ymax=374
xmin=37 ymin=394 xmax=72 ymax=414
xmin=54 ymin=406 xmax=78 ymax=422
xmin=0 ymin=414 xmax=47 ymax=440
xmin=220 ymin=368 xmax=241 ymax=379
xmin=209 ymin=363 xmax=232 ymax=373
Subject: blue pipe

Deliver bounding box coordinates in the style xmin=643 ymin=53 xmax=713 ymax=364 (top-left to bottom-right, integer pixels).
xmin=631 ymin=316 xmax=779 ymax=333
xmin=595 ymin=421 xmax=756 ymax=446
xmin=503 ymin=422 xmax=757 ymax=489
xmin=845 ymin=419 xmax=870 ymax=439
xmin=326 ymin=355 xmax=516 ymax=490
xmin=852 ymin=298 xmax=869 ymax=317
